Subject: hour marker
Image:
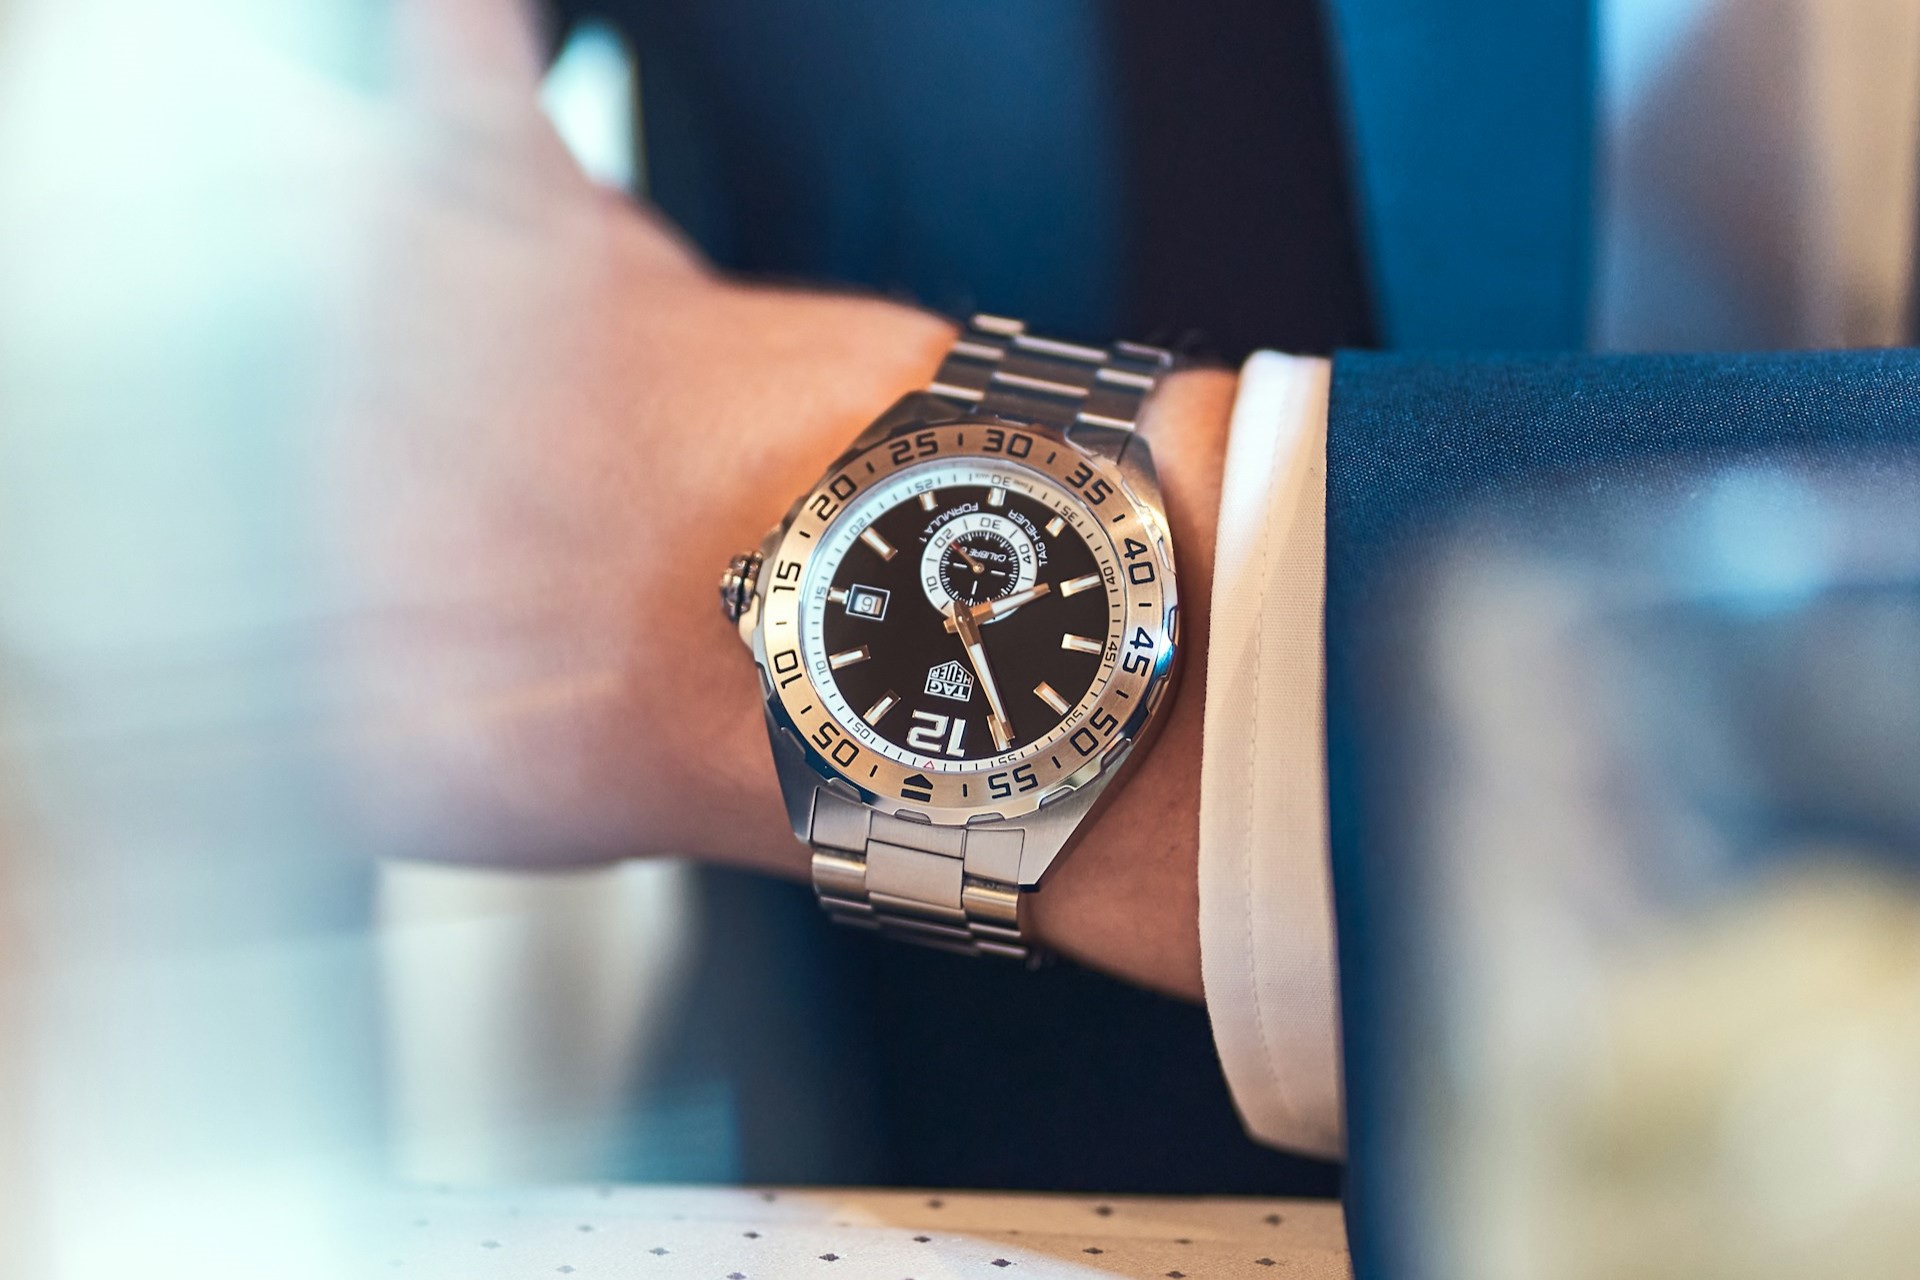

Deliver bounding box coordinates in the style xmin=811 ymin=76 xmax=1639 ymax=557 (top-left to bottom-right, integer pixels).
xmin=861 ymin=691 xmax=899 ymax=724
xmin=1061 ymin=633 xmax=1103 ymax=655
xmin=1045 ymin=516 xmax=1066 ymax=537
xmin=987 ymin=487 xmax=1006 ymax=507
xmin=1059 ymin=573 xmax=1101 ymax=598
xmin=828 ymin=646 xmax=871 ymax=669
xmin=860 ymin=527 xmax=896 ymax=560
xmin=919 ymin=491 xmax=938 ymax=511
xmin=1034 ymin=681 xmax=1070 ymax=715
xmin=828 ymin=587 xmax=849 ymax=604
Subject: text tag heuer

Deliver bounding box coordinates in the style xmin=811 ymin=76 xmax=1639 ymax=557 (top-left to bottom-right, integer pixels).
xmin=923 ymin=660 xmax=974 ymax=703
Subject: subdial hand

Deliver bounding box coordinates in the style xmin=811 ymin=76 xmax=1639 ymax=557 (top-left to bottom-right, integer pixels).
xmin=952 ymin=542 xmax=987 ymax=575
xmin=942 ymin=581 xmax=1053 ymax=631
xmin=948 ymin=602 xmax=1014 ymax=751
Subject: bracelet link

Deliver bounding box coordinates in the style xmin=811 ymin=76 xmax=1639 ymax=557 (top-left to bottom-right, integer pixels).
xmin=930 ymin=314 xmax=1173 ymax=436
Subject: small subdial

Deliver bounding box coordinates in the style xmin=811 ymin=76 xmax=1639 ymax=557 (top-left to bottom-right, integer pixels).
xmin=920 ymin=512 xmax=1037 ymax=614
xmin=941 ymin=529 xmax=1019 ymax=604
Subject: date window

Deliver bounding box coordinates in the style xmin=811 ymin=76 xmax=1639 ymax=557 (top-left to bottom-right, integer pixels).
xmin=844 ymin=584 xmax=890 ymax=622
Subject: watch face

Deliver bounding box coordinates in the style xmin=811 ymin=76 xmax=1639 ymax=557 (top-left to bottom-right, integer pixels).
xmin=758 ymin=421 xmax=1176 ymax=820
xmin=801 ymin=459 xmax=1112 ymax=769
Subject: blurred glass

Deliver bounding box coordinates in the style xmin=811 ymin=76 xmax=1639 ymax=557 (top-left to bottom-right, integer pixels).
xmin=1404 ymin=458 xmax=1920 ymax=1280
xmin=1 ymin=3 xmax=409 ymax=1274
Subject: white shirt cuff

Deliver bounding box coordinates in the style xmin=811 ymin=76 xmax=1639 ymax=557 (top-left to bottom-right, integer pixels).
xmin=1198 ymin=351 xmax=1343 ymax=1159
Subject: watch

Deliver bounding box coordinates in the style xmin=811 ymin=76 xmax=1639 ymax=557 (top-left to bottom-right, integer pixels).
xmin=718 ymin=314 xmax=1181 ymax=963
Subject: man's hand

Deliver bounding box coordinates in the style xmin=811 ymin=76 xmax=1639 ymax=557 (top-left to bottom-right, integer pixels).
xmin=330 ymin=0 xmax=1234 ymax=999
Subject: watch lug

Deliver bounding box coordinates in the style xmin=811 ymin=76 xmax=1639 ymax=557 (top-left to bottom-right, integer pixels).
xmin=959 ymin=744 xmax=1130 ymax=889
xmin=1115 ymin=428 xmax=1164 ymax=491
xmin=1063 ymin=422 xmax=1133 ymax=466
xmin=1112 ymin=429 xmax=1168 ymax=515
xmin=764 ymin=710 xmax=830 ymax=844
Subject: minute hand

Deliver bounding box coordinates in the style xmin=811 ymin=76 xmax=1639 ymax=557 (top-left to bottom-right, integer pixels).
xmin=948 ymin=603 xmax=1015 ymax=751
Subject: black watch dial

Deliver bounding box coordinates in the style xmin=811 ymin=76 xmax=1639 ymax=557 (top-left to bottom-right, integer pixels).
xmin=802 ymin=459 xmax=1117 ymax=770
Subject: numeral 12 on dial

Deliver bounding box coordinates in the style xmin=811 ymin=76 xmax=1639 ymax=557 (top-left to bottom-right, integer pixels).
xmin=906 ymin=710 xmax=968 ymax=757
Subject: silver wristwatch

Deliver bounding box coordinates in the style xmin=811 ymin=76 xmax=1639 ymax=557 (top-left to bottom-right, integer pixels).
xmin=719 ymin=315 xmax=1181 ymax=963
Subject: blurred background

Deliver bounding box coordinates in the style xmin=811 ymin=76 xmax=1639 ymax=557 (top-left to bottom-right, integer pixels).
xmin=3 ymin=1 xmax=1918 ymax=1278
xmin=1363 ymin=457 xmax=1920 ymax=1280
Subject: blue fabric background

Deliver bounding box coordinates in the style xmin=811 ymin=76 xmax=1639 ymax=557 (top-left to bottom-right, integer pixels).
xmin=1326 ymin=0 xmax=1595 ymax=348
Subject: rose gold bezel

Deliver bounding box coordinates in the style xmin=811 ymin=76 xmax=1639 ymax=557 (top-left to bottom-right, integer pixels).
xmin=751 ymin=418 xmax=1178 ymax=825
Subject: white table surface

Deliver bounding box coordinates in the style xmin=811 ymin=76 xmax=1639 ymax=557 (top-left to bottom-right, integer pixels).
xmin=378 ymin=1183 xmax=1351 ymax=1279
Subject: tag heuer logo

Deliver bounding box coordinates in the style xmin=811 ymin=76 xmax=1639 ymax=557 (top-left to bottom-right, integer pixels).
xmin=924 ymin=659 xmax=974 ymax=703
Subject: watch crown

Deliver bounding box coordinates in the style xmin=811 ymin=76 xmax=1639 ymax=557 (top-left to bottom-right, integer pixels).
xmin=719 ymin=550 xmax=763 ymax=623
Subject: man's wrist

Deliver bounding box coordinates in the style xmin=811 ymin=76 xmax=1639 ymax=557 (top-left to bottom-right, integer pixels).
xmin=1026 ymin=366 xmax=1236 ymax=1000
xmin=676 ymin=342 xmax=1234 ymax=1004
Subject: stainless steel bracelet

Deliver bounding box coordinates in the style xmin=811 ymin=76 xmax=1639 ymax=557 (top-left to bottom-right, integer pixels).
xmin=805 ymin=315 xmax=1174 ymax=962
xmin=809 ymin=789 xmax=1035 ymax=962
xmin=929 ymin=313 xmax=1174 ymax=435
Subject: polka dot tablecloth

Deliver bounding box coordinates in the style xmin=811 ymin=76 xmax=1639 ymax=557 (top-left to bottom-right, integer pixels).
xmin=379 ymin=1184 xmax=1350 ymax=1279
